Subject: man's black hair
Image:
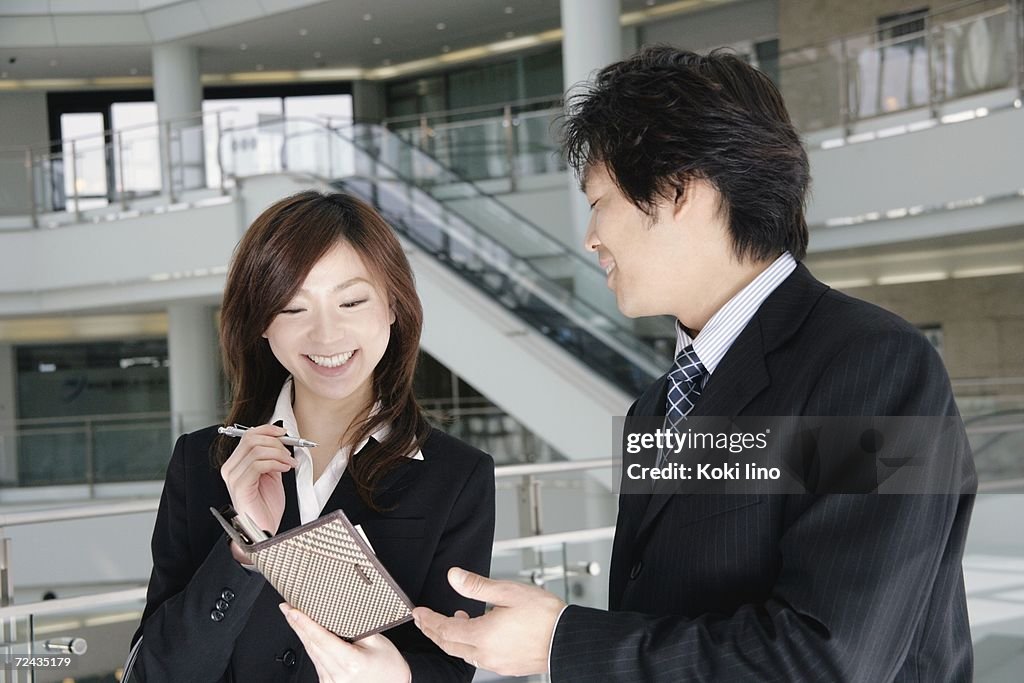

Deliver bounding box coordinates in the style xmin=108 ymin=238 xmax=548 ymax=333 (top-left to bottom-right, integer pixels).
xmin=561 ymin=46 xmax=810 ymax=261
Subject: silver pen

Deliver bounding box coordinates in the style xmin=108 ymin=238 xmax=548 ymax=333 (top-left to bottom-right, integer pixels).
xmin=217 ymin=424 xmax=319 ymax=449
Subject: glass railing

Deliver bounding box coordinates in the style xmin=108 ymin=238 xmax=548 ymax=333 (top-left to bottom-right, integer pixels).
xmin=0 ymin=465 xmax=615 ymax=683
xmin=0 ymin=109 xmax=233 ymax=224
xmin=2 ymin=2 xmax=1017 ymax=225
xmin=781 ymin=0 xmax=1021 ymax=133
xmin=954 ymin=378 xmax=1024 ymax=485
xmin=0 ymin=397 xmax=571 ymax=490
xmin=383 ymin=97 xmax=566 ymax=186
xmin=8 ymin=412 xmax=173 ymax=489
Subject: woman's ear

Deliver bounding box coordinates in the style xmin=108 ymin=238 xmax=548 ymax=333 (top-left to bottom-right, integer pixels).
xmin=389 ymin=306 xmax=397 ymax=325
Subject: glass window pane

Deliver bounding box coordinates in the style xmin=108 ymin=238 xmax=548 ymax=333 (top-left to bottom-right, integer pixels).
xmin=60 ymin=112 xmax=108 ymax=209
xmin=111 ymin=102 xmax=161 ymax=196
xmin=203 ymin=97 xmax=284 ymax=188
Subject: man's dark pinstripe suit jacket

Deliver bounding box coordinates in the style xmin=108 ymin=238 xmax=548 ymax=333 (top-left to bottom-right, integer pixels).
xmin=550 ymin=263 xmax=976 ymax=682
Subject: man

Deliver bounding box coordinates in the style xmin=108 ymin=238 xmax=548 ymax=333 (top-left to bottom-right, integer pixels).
xmin=290 ymin=47 xmax=976 ymax=681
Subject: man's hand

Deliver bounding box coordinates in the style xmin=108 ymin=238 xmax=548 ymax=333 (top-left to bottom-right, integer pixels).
xmin=412 ymin=567 xmax=566 ymax=677
xmin=280 ymin=604 xmax=411 ymax=683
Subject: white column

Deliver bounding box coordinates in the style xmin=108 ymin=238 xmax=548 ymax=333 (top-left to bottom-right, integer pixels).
xmin=152 ymin=43 xmax=205 ymax=198
xmin=0 ymin=344 xmax=17 ymax=485
xmin=560 ymin=0 xmax=623 ymax=321
xmin=167 ymin=303 xmax=220 ymax=439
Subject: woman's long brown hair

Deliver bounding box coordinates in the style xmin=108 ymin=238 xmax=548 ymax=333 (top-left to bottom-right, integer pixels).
xmin=213 ymin=190 xmax=430 ymax=510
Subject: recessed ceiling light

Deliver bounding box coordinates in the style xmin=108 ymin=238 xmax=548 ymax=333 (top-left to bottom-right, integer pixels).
xmin=129 ymin=67 xmax=138 ymax=75
xmin=363 ymin=13 xmax=372 ymax=21
xmin=1 ymin=71 xmax=7 ymax=78
xmin=239 ymin=43 xmax=248 ymax=51
xmin=506 ymin=31 xmax=515 ymax=39
xmin=441 ymin=45 xmax=451 ymax=53
xmin=646 ymin=0 xmax=656 ymax=5
xmin=372 ymin=36 xmax=382 ymax=45
xmin=382 ymin=59 xmax=391 ymax=66
xmin=436 ymin=22 xmax=446 ymax=30
xmin=313 ymin=51 xmax=322 ymax=59
xmin=255 ymin=64 xmax=264 ymax=71
xmin=299 ymin=28 xmax=309 ymax=37
xmin=504 ymin=6 xmax=514 ymax=14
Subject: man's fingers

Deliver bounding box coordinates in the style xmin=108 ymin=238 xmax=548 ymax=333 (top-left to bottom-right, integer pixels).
xmin=447 ymin=567 xmax=521 ymax=606
xmin=412 ymin=607 xmax=479 ymax=660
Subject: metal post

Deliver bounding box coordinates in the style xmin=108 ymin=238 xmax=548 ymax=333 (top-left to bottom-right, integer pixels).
xmin=517 ymin=474 xmax=543 ymax=571
xmin=84 ymin=421 xmax=95 ymax=499
xmin=839 ymin=37 xmax=852 ymax=137
xmin=0 ymin=535 xmax=17 ymax=682
xmin=163 ymin=120 xmax=176 ymax=203
xmin=326 ymin=124 xmax=335 ymax=180
xmin=215 ymin=111 xmax=226 ymax=195
xmin=116 ymin=131 xmax=128 ymax=210
xmin=1013 ymin=0 xmax=1024 ymax=98
xmin=0 ymin=536 xmax=11 ymax=607
xmin=503 ymin=104 xmax=517 ymax=192
xmin=418 ymin=115 xmax=430 ymax=153
xmin=280 ymin=118 xmax=289 ymax=172
xmin=69 ymin=139 xmax=82 ymax=221
xmin=24 ymin=148 xmax=38 ymax=228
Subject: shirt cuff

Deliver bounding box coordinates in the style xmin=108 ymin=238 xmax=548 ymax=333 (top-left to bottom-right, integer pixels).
xmin=547 ymin=604 xmax=570 ymax=677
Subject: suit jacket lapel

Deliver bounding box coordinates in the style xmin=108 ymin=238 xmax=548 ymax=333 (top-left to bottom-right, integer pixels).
xmin=634 ymin=322 xmax=771 ymax=541
xmin=630 ymin=263 xmax=829 ymax=544
xmin=316 ymin=440 xmax=424 ymax=523
xmin=279 ymin=468 xmax=301 ymax=532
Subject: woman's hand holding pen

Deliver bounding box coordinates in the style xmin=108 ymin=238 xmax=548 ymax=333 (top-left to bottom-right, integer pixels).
xmin=220 ymin=423 xmax=295 ymax=558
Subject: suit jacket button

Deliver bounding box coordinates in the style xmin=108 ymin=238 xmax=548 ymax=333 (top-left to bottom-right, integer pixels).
xmin=629 ymin=560 xmax=643 ymax=579
xmin=210 ymin=609 xmax=225 ymax=622
xmin=221 ymin=589 xmax=235 ymax=602
xmin=216 ymin=599 xmax=230 ymax=611
xmin=277 ymin=649 xmax=297 ymax=668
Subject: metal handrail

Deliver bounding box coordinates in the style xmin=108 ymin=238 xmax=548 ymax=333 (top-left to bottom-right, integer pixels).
xmin=0 ymin=500 xmax=159 ymax=529
xmin=381 ymin=95 xmax=562 ymax=128
xmin=0 ymin=587 xmax=146 ymax=620
xmin=0 ymin=108 xmax=237 ymax=156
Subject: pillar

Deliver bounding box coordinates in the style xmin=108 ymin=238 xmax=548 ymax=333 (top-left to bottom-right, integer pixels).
xmin=152 ymin=43 xmax=205 ymax=198
xmin=560 ymin=0 xmax=624 ymax=320
xmin=167 ymin=303 xmax=220 ymax=438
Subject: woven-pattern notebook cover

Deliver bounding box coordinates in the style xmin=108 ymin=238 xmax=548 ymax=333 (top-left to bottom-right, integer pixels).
xmin=211 ymin=507 xmax=414 ymax=640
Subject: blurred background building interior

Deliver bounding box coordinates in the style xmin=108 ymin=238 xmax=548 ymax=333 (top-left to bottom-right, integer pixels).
xmin=0 ymin=0 xmax=1022 ymax=681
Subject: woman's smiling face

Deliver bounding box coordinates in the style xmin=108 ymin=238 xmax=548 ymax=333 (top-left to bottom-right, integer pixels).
xmin=262 ymin=239 xmax=395 ymax=411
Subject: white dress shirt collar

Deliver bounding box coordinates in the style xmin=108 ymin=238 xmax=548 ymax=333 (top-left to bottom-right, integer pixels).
xmin=675 ymin=251 xmax=797 ymax=376
xmin=269 ymin=378 xmax=423 ymax=524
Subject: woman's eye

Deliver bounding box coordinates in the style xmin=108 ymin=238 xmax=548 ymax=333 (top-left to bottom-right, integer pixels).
xmin=280 ymin=308 xmax=304 ymax=314
xmin=340 ymin=299 xmax=367 ymax=309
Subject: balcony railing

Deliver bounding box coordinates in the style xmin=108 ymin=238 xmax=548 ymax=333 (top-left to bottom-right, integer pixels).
xmin=780 ymin=0 xmax=1023 ymax=133
xmin=0 ymin=459 xmax=618 ymax=681
xmin=1 ymin=0 xmax=1017 ymax=227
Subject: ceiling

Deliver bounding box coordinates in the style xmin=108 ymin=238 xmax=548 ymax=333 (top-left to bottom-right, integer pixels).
xmin=0 ymin=0 xmax=730 ymax=82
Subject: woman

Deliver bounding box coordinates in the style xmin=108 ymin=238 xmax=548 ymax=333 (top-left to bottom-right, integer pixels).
xmin=126 ymin=191 xmax=495 ymax=682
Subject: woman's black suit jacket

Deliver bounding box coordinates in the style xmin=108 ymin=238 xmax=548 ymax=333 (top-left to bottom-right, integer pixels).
xmin=127 ymin=425 xmax=495 ymax=682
